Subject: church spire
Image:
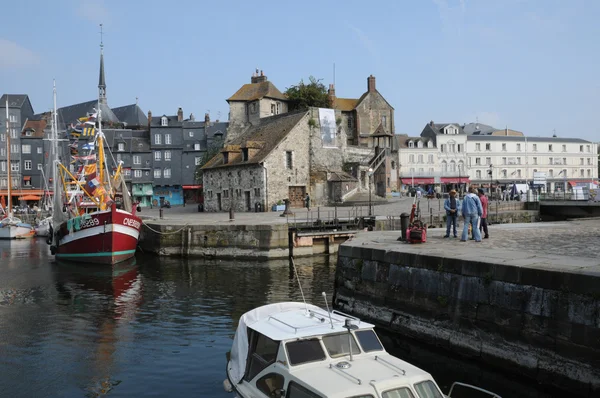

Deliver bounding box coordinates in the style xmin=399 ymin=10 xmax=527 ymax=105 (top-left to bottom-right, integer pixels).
xmin=98 ymin=23 xmax=107 ymax=105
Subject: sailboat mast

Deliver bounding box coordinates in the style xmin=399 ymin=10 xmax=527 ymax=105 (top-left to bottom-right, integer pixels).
xmin=52 ymin=81 xmax=58 ymax=204
xmin=5 ymin=96 xmax=12 ymax=217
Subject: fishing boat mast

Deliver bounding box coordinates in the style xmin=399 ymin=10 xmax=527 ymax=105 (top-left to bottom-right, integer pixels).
xmin=52 ymin=80 xmax=59 ymax=209
xmin=5 ymin=96 xmax=12 ymax=218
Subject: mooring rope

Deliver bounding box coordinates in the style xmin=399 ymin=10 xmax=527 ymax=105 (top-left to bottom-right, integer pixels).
xmin=142 ymin=220 xmax=189 ymax=235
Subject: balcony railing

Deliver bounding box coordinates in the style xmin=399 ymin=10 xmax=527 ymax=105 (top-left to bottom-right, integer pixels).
xmin=399 ymin=170 xmax=466 ymax=178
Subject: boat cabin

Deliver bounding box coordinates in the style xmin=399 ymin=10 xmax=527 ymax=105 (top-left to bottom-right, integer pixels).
xmin=227 ymin=302 xmax=445 ymax=398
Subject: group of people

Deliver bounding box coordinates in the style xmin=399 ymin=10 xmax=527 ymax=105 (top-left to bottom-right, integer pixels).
xmin=443 ymin=188 xmax=489 ymax=242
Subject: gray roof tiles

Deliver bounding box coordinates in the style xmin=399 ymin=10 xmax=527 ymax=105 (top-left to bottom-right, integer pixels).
xmin=0 ymin=94 xmax=29 ymax=108
xmin=57 ymin=100 xmax=120 ymax=126
xmin=112 ymin=104 xmax=148 ymax=126
xmin=467 ymin=135 xmax=592 ymax=143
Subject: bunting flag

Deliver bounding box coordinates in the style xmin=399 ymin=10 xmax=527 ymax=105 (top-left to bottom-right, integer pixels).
xmin=72 ymin=154 xmax=95 ymax=161
xmin=83 ymin=163 xmax=97 ymax=176
xmin=83 ymin=172 xmax=100 ymax=196
xmin=82 ymin=127 xmax=96 ymax=137
xmin=82 ymin=143 xmax=94 ymax=150
xmin=70 ymin=131 xmax=81 ymax=139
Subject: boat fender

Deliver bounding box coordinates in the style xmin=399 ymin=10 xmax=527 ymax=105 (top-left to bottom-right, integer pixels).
xmin=46 ymin=225 xmax=53 ymax=245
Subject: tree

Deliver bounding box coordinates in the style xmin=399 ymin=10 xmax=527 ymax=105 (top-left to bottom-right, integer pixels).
xmin=284 ymin=76 xmax=330 ymax=111
xmin=194 ymin=137 xmax=224 ymax=183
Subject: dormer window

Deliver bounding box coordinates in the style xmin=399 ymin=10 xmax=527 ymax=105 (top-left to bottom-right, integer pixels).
xmin=417 ymin=141 xmax=423 ymax=149
xmin=194 ymin=143 xmax=201 ymax=150
xmin=189 ymin=131 xmax=194 ymax=137
xmin=118 ymin=142 xmax=125 ymax=151
xmin=427 ymin=140 xmax=433 ymax=148
xmin=26 ymin=130 xmax=33 ymax=137
xmin=408 ymin=141 xmax=414 ymax=148
xmin=161 ymin=116 xmax=168 ymax=126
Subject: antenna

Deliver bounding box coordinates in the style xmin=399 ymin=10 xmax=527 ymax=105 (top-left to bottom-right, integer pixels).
xmin=99 ymin=24 xmax=104 ymax=49
xmin=321 ymin=292 xmax=334 ymax=329
xmin=290 ymin=257 xmax=308 ymax=314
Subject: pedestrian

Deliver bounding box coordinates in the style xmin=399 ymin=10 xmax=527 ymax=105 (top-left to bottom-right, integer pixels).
xmin=416 ymin=189 xmax=422 ymax=199
xmin=305 ymin=193 xmax=310 ymax=211
xmin=443 ymin=189 xmax=460 ymax=238
xmin=461 ymin=187 xmax=483 ymax=242
xmin=477 ymin=188 xmax=489 ymax=239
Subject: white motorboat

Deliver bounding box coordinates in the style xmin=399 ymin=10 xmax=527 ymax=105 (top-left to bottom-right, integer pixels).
xmin=35 ymin=216 xmax=52 ymax=237
xmin=223 ymin=298 xmax=501 ymax=398
xmin=0 ymin=216 xmax=35 ymax=239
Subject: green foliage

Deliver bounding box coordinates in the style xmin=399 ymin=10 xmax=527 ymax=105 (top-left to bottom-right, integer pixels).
xmin=194 ymin=137 xmax=224 ymax=183
xmin=285 ymin=76 xmax=331 ymax=111
xmin=308 ymin=118 xmax=317 ymax=128
xmin=336 ymin=117 xmax=342 ymax=125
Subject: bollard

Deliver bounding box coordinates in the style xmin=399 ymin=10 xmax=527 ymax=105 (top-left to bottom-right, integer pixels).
xmin=399 ymin=212 xmax=410 ymax=241
xmin=229 ymin=207 xmax=235 ymax=221
xmin=159 ymin=208 xmax=163 ymax=219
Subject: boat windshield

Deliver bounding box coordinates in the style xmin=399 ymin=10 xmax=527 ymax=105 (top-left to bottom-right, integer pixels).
xmin=286 ymin=338 xmax=326 ymax=366
xmin=413 ymin=381 xmax=443 ymax=398
xmin=382 ymin=387 xmax=415 ymax=398
xmin=322 ymin=332 xmax=361 ymax=358
xmin=354 ymin=329 xmax=384 ymax=352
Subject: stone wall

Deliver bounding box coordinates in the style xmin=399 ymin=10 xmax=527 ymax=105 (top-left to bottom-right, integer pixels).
xmin=334 ymin=234 xmax=600 ymax=397
xmin=355 ymin=91 xmax=394 ymax=145
xmin=202 ymin=164 xmax=265 ymax=212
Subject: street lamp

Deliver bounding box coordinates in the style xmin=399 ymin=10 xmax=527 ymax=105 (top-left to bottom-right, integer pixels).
xmin=458 ymin=164 xmax=462 ymax=195
xmin=368 ymin=167 xmax=373 ymax=216
xmin=488 ymin=164 xmax=493 ymax=197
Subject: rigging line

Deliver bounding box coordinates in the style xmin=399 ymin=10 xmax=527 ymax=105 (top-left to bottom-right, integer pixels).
xmin=141 ymin=220 xmax=189 ymax=235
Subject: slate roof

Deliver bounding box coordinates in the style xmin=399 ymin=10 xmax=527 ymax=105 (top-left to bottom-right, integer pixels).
xmin=57 ymin=100 xmax=120 ymax=126
xmin=227 ymin=81 xmax=287 ymax=102
xmin=0 ymin=94 xmax=29 ymax=108
xmin=112 ymin=104 xmax=148 ymax=126
xmin=421 ymin=122 xmax=465 ymax=136
xmin=328 ymin=171 xmax=357 ymax=182
xmin=372 ymin=122 xmax=393 ymax=137
xmin=202 ymin=111 xmax=308 ymax=169
xmin=462 ymin=122 xmax=497 ymax=135
xmin=21 ymin=119 xmax=47 ymax=138
xmin=332 ymin=98 xmax=359 ymax=111
xmin=467 ymin=135 xmax=592 ymax=143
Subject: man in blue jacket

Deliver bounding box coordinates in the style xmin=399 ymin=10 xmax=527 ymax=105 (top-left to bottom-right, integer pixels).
xmin=461 ymin=187 xmax=483 ymax=242
xmin=443 ymin=189 xmax=461 ymax=238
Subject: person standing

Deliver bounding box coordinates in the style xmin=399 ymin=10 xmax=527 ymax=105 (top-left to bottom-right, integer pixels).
xmin=461 ymin=187 xmax=483 ymax=242
xmin=304 ymin=193 xmax=310 ymax=211
xmin=477 ymin=188 xmax=489 ymax=239
xmin=443 ymin=190 xmax=461 ymax=238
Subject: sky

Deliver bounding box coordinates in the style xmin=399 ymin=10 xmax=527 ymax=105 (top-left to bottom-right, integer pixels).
xmin=1 ymin=0 xmax=599 ymax=141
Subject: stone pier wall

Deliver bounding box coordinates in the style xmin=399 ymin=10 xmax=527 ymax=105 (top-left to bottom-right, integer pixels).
xmin=334 ymin=232 xmax=600 ymax=397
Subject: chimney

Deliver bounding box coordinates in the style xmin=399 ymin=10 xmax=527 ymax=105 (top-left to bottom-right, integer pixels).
xmin=429 ymin=120 xmax=434 ymax=127
xmin=148 ymin=110 xmax=152 ymax=129
xmin=189 ymin=113 xmax=195 ymax=121
xmin=367 ymin=75 xmax=376 ymax=92
xmin=328 ymin=84 xmax=336 ymax=107
xmin=177 ymin=107 xmax=183 ymax=122
xmin=251 ymin=68 xmax=268 ymax=84
xmin=205 ymin=112 xmax=210 ymax=124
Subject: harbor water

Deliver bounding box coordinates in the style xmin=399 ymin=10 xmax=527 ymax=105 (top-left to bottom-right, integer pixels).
xmin=1 ymin=239 xmax=565 ymax=397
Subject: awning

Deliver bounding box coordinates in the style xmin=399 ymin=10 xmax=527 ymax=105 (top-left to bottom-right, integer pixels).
xmin=19 ymin=195 xmax=41 ymax=201
xmin=441 ymin=177 xmax=470 ymax=184
xmin=183 ymin=185 xmax=202 ymax=189
xmin=23 ymin=176 xmax=31 ymax=181
xmin=0 ymin=190 xmax=46 ymax=196
xmin=402 ymin=178 xmax=434 ymax=185
xmin=568 ymin=180 xmax=595 ymax=186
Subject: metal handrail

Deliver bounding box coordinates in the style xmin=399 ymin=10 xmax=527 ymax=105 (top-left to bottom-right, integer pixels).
xmin=374 ymin=355 xmax=406 ymax=375
xmin=329 ymin=364 xmax=362 ymax=385
xmin=447 ymin=382 xmax=501 ymax=398
xmin=268 ymin=316 xmax=298 ymax=333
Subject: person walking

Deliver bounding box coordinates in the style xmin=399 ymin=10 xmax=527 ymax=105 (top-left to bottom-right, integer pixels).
xmin=461 ymin=187 xmax=483 ymax=242
xmin=443 ymin=190 xmax=460 ymax=238
xmin=477 ymin=188 xmax=489 ymax=239
xmin=304 ymin=193 xmax=310 ymax=211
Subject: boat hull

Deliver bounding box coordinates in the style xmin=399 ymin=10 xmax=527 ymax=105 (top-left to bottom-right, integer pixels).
xmin=0 ymin=224 xmax=35 ymax=239
xmin=54 ymin=207 xmax=141 ymax=265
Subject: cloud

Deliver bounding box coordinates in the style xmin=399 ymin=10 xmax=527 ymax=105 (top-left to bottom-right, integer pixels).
xmin=0 ymin=39 xmax=40 ymax=69
xmin=76 ymin=0 xmax=109 ymax=25
xmin=348 ymin=24 xmax=381 ymax=63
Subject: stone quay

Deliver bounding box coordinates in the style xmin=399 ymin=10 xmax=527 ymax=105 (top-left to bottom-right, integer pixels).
xmin=333 ymin=220 xmax=600 ymax=397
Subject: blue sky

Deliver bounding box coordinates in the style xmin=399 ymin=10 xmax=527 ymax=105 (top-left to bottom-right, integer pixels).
xmin=1 ymin=0 xmax=598 ymax=141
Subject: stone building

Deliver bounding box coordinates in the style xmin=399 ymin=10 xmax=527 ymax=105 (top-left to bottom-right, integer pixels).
xmin=202 ymin=111 xmax=310 ymax=212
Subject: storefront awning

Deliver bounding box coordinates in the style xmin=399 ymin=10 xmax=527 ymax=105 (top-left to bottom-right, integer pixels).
xmin=441 ymin=177 xmax=470 ymax=184
xmin=23 ymin=176 xmax=31 ymax=181
xmin=182 ymin=185 xmax=202 ymax=189
xmin=19 ymin=195 xmax=41 ymax=201
xmin=568 ymin=180 xmax=595 ymax=186
xmin=402 ymin=178 xmax=434 ymax=185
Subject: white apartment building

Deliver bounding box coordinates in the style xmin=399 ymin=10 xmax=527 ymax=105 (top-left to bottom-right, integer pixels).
xmin=466 ymin=136 xmax=598 ymax=192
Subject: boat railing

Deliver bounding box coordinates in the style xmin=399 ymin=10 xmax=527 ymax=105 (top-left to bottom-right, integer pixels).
xmin=331 ymin=309 xmax=361 ymax=322
xmin=328 ymin=364 xmax=362 ymax=385
xmin=268 ymin=310 xmax=353 ymax=334
xmin=374 ymin=355 xmax=406 ymax=375
xmin=268 ymin=316 xmax=300 ymax=333
xmin=308 ymin=309 xmax=348 ymax=324
xmin=447 ymin=382 xmax=501 ymax=398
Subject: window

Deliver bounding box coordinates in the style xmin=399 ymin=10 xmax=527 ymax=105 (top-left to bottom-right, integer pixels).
xmin=9 ymin=114 xmax=16 ymax=122
xmin=549 ymin=144 xmax=553 ymax=152
xmin=286 ymin=151 xmax=293 ymax=169
xmin=194 ymin=143 xmax=201 ymax=150
xmin=414 ymin=380 xmax=444 ymax=398
xmin=11 ymin=128 xmax=17 ymax=139
xmin=164 ymin=150 xmax=171 ymax=161
xmin=417 ymin=154 xmax=423 ymax=163
xmin=134 ymin=170 xmax=142 ymax=178
xmin=475 ymin=158 xmax=481 ymax=165
xmin=586 ymin=145 xmax=591 ymax=152
xmin=502 ymin=143 xmax=506 ymax=151
xmin=116 ymin=154 xmax=122 ymax=163
xmin=517 ymin=169 xmax=521 ymax=177
xmin=417 ymin=141 xmax=423 ymax=149
xmin=355 ymin=330 xmax=383 ymax=352
xmin=533 ymin=144 xmax=537 ymax=151
xmin=533 ymin=157 xmax=537 ymax=165
xmin=154 ymin=168 xmax=161 ymax=178
xmin=154 ymin=151 xmax=161 ymax=160
xmin=486 ymin=157 xmax=491 ymax=165
xmin=223 ymin=189 xmax=230 ymax=199
xmin=23 ymin=177 xmax=31 ymax=186
xmin=580 ymin=145 xmax=584 ymax=152
xmin=25 ymin=130 xmax=32 ymax=137
xmin=124 ymin=168 xmax=131 ymax=176
xmin=502 ymin=157 xmax=507 ymax=165
xmin=11 ymin=161 xmax=19 ymax=172
xmin=580 ymin=158 xmax=584 ymax=165
xmin=133 ymin=155 xmax=141 ymax=165
xmin=458 ymin=144 xmax=463 ymax=153
xmin=382 ymin=115 xmax=387 ymax=126
xmin=0 ymin=148 xmax=4 ymax=156
xmin=428 ymin=154 xmax=433 ymax=163
xmin=11 ymin=144 xmax=19 ymax=153
xmin=549 ymin=169 xmax=553 ymax=177
xmin=189 ymin=131 xmax=194 ymax=137
xmin=0 ymin=179 xmax=5 ymax=187
xmin=165 ymin=134 xmax=172 ymax=144
xmin=285 ymin=339 xmax=326 ymax=366
xmin=242 ymin=148 xmax=249 ymax=161
xmin=24 ymin=160 xmax=31 ymax=170
xmin=516 ymin=157 xmax=521 ymax=165
xmin=254 ymin=188 xmax=260 ymax=197
xmin=449 ymin=161 xmax=456 ymax=172
xmin=588 ymin=169 xmax=592 ymax=177
xmin=517 ymin=143 xmax=521 ymax=151
xmin=154 ymin=134 xmax=161 ymax=145
xmin=256 ymin=373 xmax=284 ymax=397
xmin=37 ymin=163 xmax=42 ymax=170
xmin=502 ymin=169 xmax=507 ymax=178
xmin=476 ymin=143 xmax=481 ymax=151
xmin=485 ymin=143 xmax=491 ymax=151
xmin=271 ymin=103 xmax=276 ymax=115
xmin=245 ymin=331 xmax=280 ymax=381
xmin=161 ymin=116 xmax=168 ymax=126
xmin=195 ymin=156 xmax=202 ymax=166
xmin=588 ymin=158 xmax=592 ymax=165
xmin=322 ymin=333 xmax=361 ymax=358
xmin=580 ymin=169 xmax=585 ymax=177
xmin=0 ymin=134 xmax=4 ymax=141
xmin=0 ymin=161 xmax=4 ymax=172
xmin=118 ymin=142 xmax=125 ymax=151
xmin=408 ymin=141 xmax=414 ymax=148
xmin=287 ymin=382 xmax=323 ymax=398
xmin=440 ymin=144 xmax=445 ymax=153
xmin=382 ymin=388 xmax=415 ymax=398
xmin=347 ymin=117 xmax=353 ymax=130
xmin=164 ymin=168 xmax=171 ymax=178
xmin=562 ymin=144 xmax=567 ymax=152
xmin=427 ymin=141 xmax=433 ymax=148
xmin=476 ymin=170 xmax=481 ymax=179
xmin=37 ymin=147 xmax=42 ymax=154
xmin=21 ymin=145 xmax=31 ymax=154
xmin=409 ymin=154 xmax=414 ymax=163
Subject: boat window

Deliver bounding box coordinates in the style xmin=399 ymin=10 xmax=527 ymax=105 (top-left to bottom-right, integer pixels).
xmin=256 ymin=372 xmax=285 ymax=398
xmin=382 ymin=387 xmax=416 ymax=398
xmin=285 ymin=339 xmax=326 ymax=366
xmin=245 ymin=331 xmax=280 ymax=381
xmin=355 ymin=330 xmax=384 ymax=352
xmin=286 ymin=381 xmax=324 ymax=398
xmin=322 ymin=333 xmax=361 ymax=358
xmin=414 ymin=381 xmax=443 ymax=398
